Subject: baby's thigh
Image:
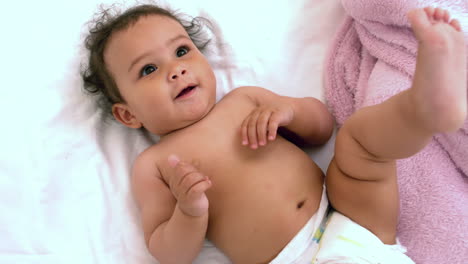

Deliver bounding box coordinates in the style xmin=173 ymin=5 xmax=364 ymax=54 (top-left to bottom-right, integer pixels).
xmin=325 ymin=125 xmax=399 ymax=244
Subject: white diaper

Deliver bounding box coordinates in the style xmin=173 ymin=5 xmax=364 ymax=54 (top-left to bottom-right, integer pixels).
xmin=270 ymin=187 xmax=415 ymax=264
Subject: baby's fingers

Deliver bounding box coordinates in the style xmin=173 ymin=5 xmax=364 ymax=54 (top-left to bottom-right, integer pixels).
xmin=180 ymin=171 xmax=211 ymax=196
xmin=257 ymin=111 xmax=272 ymax=146
xmin=241 ymin=110 xmax=261 ymax=149
xmin=248 ymin=110 xmax=261 ymax=149
xmin=186 ymin=176 xmax=212 ymax=199
xmin=267 ymin=111 xmax=282 ymax=141
xmin=168 ymin=155 xmax=199 ymax=193
xmin=241 ymin=114 xmax=251 ymax=146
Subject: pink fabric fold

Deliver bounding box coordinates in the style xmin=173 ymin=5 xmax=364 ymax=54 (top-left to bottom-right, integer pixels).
xmin=324 ymin=0 xmax=468 ymax=263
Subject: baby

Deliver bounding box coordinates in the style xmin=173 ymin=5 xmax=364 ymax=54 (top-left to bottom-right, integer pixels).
xmin=82 ymin=4 xmax=466 ymax=264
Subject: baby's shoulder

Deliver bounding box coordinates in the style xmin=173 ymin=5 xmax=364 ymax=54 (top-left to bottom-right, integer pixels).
xmin=220 ymin=86 xmax=267 ymax=105
xmin=225 ymin=86 xmax=264 ymax=97
xmin=132 ymin=144 xmax=163 ymax=177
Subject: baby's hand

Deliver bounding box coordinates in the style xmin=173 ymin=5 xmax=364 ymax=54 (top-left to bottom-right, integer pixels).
xmin=167 ymin=155 xmax=211 ymax=217
xmin=241 ymin=104 xmax=294 ymax=149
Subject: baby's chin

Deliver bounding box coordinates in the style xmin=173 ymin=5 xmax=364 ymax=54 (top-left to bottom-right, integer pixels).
xmin=151 ymin=97 xmax=216 ymax=136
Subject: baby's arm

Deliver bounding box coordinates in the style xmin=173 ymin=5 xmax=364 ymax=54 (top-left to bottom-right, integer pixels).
xmin=132 ymin=151 xmax=210 ymax=264
xmin=236 ymin=86 xmax=334 ymax=147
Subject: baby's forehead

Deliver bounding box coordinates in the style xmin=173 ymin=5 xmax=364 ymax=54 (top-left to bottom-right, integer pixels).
xmin=130 ymin=14 xmax=186 ymax=34
xmin=104 ymin=14 xmax=191 ymax=71
xmin=106 ymin=15 xmax=188 ymax=53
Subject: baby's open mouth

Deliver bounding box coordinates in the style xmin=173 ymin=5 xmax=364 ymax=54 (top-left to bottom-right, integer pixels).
xmin=176 ymin=85 xmax=197 ymax=99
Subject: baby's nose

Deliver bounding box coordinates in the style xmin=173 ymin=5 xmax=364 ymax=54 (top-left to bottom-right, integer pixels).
xmin=169 ymin=65 xmax=187 ymax=80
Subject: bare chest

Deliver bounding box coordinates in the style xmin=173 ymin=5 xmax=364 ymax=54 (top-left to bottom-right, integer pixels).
xmin=151 ymin=95 xmax=324 ymax=263
xmin=156 ymin=95 xmax=257 ymax=178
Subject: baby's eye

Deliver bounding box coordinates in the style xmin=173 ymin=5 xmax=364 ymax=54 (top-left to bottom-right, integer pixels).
xmin=140 ymin=64 xmax=157 ymax=77
xmin=176 ymin=46 xmax=189 ymax=57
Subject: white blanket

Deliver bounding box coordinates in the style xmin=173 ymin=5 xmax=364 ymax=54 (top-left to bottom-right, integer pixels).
xmin=0 ymin=0 xmax=344 ymax=263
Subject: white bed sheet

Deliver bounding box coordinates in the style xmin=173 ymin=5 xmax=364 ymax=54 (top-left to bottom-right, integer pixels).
xmin=0 ymin=0 xmax=344 ymax=263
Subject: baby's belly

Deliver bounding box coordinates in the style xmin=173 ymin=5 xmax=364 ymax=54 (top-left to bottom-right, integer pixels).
xmin=205 ymin=143 xmax=324 ymax=264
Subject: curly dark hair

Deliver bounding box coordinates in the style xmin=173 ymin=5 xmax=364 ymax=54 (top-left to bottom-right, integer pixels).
xmin=81 ymin=3 xmax=212 ymax=118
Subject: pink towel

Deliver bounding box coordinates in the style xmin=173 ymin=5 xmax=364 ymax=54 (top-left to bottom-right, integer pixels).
xmin=325 ymin=0 xmax=468 ymax=263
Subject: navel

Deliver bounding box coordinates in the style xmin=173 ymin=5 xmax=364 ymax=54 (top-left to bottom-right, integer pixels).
xmin=297 ymin=199 xmax=306 ymax=210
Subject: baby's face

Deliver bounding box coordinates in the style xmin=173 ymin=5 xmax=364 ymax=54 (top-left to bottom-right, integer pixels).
xmin=104 ymin=15 xmax=216 ymax=135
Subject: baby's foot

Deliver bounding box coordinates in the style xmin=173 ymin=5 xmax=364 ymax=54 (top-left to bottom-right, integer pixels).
xmin=408 ymin=7 xmax=466 ymax=133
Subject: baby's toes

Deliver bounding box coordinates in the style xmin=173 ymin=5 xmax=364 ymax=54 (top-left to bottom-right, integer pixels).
xmin=424 ymin=6 xmax=435 ymax=19
xmin=434 ymin=8 xmax=445 ymax=21
xmin=449 ymin=19 xmax=462 ymax=32
xmin=408 ymin=9 xmax=432 ymax=39
xmin=442 ymin=10 xmax=450 ymax=23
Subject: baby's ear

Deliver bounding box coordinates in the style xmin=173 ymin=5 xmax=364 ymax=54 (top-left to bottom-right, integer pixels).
xmin=112 ymin=103 xmax=142 ymax=129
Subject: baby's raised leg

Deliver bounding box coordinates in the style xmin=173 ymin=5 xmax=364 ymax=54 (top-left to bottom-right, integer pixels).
xmin=346 ymin=7 xmax=466 ymax=159
xmin=326 ymin=7 xmax=466 ymax=244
